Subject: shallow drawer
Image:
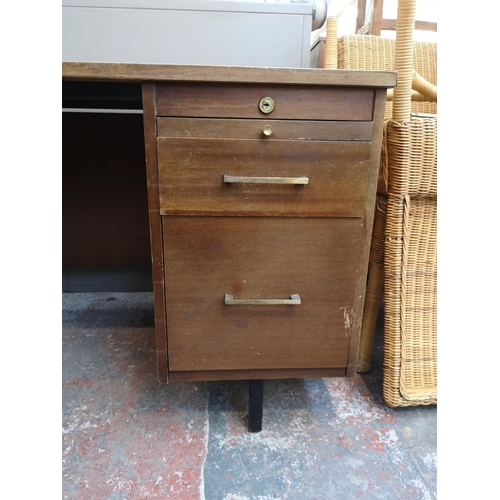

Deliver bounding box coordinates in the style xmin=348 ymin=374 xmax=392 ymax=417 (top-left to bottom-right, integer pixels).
xmin=164 ymin=216 xmax=363 ymax=372
xmin=158 ymin=138 xmax=371 ymax=217
xmin=157 ymin=117 xmax=373 ymax=142
xmin=155 ymin=83 xmax=374 ymax=121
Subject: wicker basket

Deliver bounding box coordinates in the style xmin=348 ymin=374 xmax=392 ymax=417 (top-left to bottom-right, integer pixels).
xmin=382 ymin=118 xmax=437 ymax=406
xmin=325 ymin=1 xmax=437 ymax=407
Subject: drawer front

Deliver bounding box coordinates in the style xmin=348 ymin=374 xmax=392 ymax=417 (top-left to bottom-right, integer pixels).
xmin=156 ymin=83 xmax=374 ymax=121
xmin=157 ymin=117 xmax=373 ymax=142
xmin=158 ymin=138 xmax=371 ymax=217
xmin=164 ymin=216 xmax=363 ymax=372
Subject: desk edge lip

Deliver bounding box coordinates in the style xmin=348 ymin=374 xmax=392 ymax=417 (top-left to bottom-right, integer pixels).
xmin=62 ymin=62 xmax=397 ymax=88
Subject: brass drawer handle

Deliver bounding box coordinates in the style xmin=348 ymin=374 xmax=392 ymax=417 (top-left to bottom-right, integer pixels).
xmin=223 ymin=175 xmax=309 ymax=185
xmin=225 ymin=294 xmax=301 ymax=305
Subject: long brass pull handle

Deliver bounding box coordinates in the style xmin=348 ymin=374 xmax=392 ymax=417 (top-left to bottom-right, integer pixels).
xmin=223 ymin=175 xmax=308 ymax=185
xmin=224 ymin=294 xmax=301 ymax=305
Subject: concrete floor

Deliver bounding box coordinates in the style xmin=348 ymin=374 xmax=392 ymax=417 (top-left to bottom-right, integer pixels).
xmin=62 ymin=292 xmax=437 ymax=499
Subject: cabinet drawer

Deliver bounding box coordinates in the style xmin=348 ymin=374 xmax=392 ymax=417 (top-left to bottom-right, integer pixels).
xmin=156 ymin=83 xmax=374 ymax=121
xmin=158 ymin=138 xmax=371 ymax=217
xmin=164 ymin=217 xmax=363 ymax=372
xmin=157 ymin=117 xmax=373 ymax=142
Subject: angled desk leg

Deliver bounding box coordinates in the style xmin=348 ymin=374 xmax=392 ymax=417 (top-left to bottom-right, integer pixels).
xmin=248 ymin=380 xmax=264 ymax=432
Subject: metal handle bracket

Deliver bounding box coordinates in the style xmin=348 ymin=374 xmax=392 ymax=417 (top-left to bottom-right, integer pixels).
xmin=224 ymin=294 xmax=301 ymax=305
xmin=223 ymin=175 xmax=308 ymax=185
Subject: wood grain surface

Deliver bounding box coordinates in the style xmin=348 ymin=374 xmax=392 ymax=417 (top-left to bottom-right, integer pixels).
xmin=163 ymin=216 xmax=363 ymax=372
xmin=62 ymin=62 xmax=397 ymax=88
xmin=142 ymin=83 xmax=169 ymax=384
xmin=157 ymin=117 xmax=373 ymax=142
xmin=158 ymin=138 xmax=371 ymax=217
xmin=346 ymin=87 xmax=389 ymax=377
xmin=156 ymin=83 xmax=374 ymax=121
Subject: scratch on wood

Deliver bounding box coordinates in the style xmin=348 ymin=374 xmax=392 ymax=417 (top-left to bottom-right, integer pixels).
xmin=339 ymin=306 xmax=353 ymax=333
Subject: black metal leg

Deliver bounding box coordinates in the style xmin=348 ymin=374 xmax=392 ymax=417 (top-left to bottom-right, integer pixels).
xmin=248 ymin=380 xmax=264 ymax=432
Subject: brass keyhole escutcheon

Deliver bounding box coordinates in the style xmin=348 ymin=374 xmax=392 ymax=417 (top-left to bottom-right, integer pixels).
xmin=259 ymin=97 xmax=275 ymax=114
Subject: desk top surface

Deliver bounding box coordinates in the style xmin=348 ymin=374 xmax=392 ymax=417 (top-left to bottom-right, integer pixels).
xmin=62 ymin=62 xmax=396 ymax=88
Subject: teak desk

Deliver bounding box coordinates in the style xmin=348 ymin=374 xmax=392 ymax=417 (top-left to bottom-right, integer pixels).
xmin=62 ymin=63 xmax=396 ymax=431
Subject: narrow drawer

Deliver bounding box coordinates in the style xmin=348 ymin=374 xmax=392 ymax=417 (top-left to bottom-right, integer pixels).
xmin=155 ymin=83 xmax=374 ymax=121
xmin=158 ymin=137 xmax=371 ymax=217
xmin=157 ymin=117 xmax=373 ymax=142
xmin=164 ymin=216 xmax=363 ymax=372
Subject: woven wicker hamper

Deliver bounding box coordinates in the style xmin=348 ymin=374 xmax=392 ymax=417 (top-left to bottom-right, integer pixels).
xmin=381 ymin=118 xmax=437 ymax=406
xmin=324 ymin=0 xmax=437 ymax=407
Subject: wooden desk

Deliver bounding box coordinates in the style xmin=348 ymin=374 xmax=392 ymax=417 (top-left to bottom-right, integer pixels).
xmin=63 ymin=62 xmax=395 ymax=429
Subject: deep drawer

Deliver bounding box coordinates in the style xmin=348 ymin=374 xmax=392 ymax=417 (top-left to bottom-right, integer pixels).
xmin=157 ymin=137 xmax=371 ymax=217
xmin=155 ymin=83 xmax=375 ymax=121
xmin=163 ymin=216 xmax=363 ymax=372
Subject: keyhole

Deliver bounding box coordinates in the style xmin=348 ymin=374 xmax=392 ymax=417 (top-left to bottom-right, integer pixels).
xmin=259 ymin=97 xmax=274 ymax=114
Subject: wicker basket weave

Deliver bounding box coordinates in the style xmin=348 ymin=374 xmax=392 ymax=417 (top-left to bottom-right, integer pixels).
xmin=325 ymin=1 xmax=437 ymax=407
xmin=337 ymin=34 xmax=437 ymax=121
xmin=382 ymin=119 xmax=437 ymax=406
xmin=382 ymin=0 xmax=437 ymax=407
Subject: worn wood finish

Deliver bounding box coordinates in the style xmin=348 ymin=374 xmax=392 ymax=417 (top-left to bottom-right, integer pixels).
xmin=142 ymin=83 xmax=169 ymax=384
xmin=156 ymin=83 xmax=374 ymax=121
xmin=163 ymin=216 xmax=362 ymax=372
xmin=157 ymin=117 xmax=373 ymax=142
xmin=62 ymin=62 xmax=397 ymax=88
xmin=346 ymin=88 xmax=389 ymax=377
xmin=170 ymin=367 xmax=346 ymax=382
xmin=62 ymin=63 xmax=395 ymax=388
xmin=158 ymin=138 xmax=371 ymax=217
